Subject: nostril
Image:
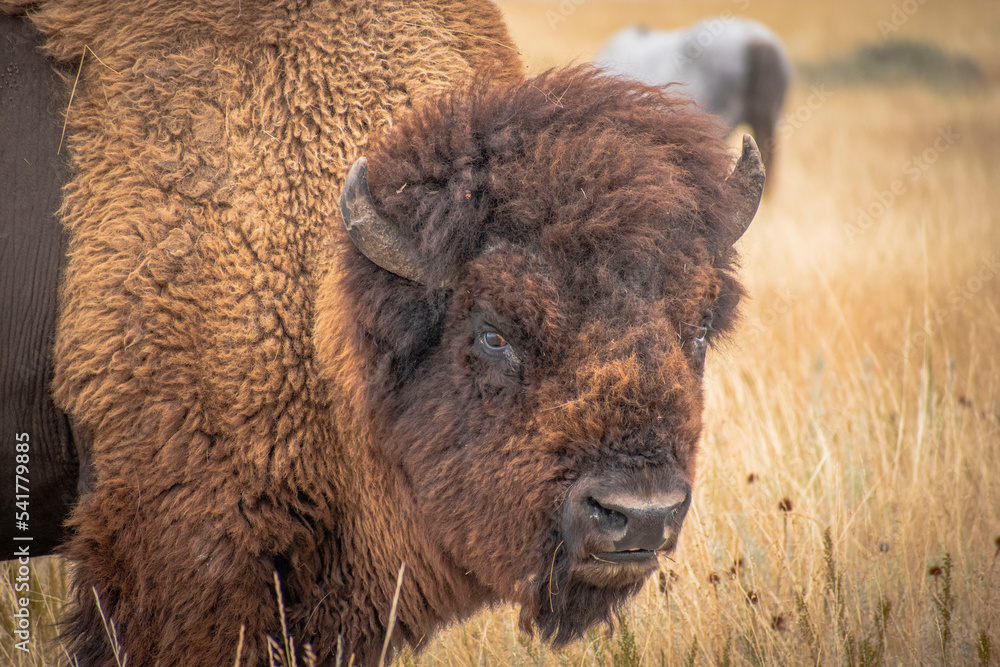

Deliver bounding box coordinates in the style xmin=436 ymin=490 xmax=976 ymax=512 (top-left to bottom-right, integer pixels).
xmin=586 ymin=497 xmax=627 ymax=533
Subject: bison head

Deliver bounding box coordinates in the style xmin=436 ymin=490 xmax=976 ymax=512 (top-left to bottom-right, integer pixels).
xmin=326 ymin=68 xmax=762 ymax=646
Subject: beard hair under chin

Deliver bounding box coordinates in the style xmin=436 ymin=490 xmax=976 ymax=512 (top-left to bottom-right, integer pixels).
xmin=518 ymin=558 xmax=649 ymax=648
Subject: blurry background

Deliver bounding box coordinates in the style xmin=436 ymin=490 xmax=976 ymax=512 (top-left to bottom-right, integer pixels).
xmin=3 ymin=1 xmax=998 ymax=665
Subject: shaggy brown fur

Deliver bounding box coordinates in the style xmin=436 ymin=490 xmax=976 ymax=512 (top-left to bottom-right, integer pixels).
xmin=17 ymin=0 xmax=752 ymax=665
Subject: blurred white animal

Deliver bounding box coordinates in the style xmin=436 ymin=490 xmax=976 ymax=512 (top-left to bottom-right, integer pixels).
xmin=597 ymin=18 xmax=791 ymax=175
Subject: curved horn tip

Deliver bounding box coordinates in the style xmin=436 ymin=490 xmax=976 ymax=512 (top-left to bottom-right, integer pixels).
xmin=338 ymin=156 xmax=428 ymax=285
xmin=725 ymin=134 xmax=766 ymax=245
xmin=340 ymin=157 xmax=371 ymax=233
xmin=740 ymin=134 xmax=764 ymax=176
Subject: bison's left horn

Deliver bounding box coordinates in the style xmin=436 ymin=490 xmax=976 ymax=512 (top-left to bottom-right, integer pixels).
xmin=339 ymin=157 xmax=428 ymax=284
xmin=725 ymin=134 xmax=766 ymax=245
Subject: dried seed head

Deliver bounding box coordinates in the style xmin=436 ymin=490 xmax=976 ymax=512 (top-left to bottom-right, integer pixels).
xmin=778 ymin=498 xmax=793 ymax=512
xmin=747 ymin=473 xmax=757 ymax=484
xmin=707 ymin=572 xmax=721 ymax=586
xmin=928 ymin=565 xmax=943 ymax=578
xmin=746 ymin=590 xmax=759 ymax=605
xmin=878 ymin=541 xmax=890 ymax=553
xmin=657 ymin=570 xmax=677 ymax=594
xmin=771 ymin=614 xmax=786 ymax=632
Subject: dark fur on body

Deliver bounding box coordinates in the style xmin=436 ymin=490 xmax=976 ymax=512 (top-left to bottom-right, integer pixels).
xmin=13 ymin=0 xmax=749 ymax=664
xmin=0 ymin=12 xmax=78 ymax=557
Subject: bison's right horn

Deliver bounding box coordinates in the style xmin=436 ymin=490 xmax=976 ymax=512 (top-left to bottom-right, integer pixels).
xmin=724 ymin=134 xmax=766 ymax=245
xmin=339 ymin=157 xmax=428 ymax=284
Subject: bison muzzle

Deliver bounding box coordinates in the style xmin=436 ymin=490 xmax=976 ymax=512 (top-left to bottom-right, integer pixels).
xmin=561 ymin=473 xmax=693 ymax=581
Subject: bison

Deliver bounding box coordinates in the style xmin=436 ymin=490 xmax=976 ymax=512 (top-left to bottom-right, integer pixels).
xmin=1 ymin=0 xmax=764 ymax=665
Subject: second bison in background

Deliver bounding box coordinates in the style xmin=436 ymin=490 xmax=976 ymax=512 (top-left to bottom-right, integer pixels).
xmin=597 ymin=18 xmax=791 ymax=177
xmin=34 ymin=1 xmax=764 ymax=665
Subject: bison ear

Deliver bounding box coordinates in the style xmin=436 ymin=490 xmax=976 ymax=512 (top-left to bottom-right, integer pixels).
xmin=339 ymin=157 xmax=429 ymax=285
xmin=724 ymin=134 xmax=766 ymax=246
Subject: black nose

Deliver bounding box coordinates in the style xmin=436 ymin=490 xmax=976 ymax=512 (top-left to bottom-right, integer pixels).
xmin=585 ymin=489 xmax=691 ymax=552
xmin=562 ymin=474 xmax=692 ymax=565
xmin=586 ymin=491 xmax=690 ymax=552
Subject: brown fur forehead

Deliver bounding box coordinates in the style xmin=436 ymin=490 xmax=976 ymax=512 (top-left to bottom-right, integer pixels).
xmin=361 ymin=66 xmax=742 ymax=288
xmin=458 ymin=247 xmax=564 ymax=333
xmin=459 ymin=240 xmax=720 ymax=343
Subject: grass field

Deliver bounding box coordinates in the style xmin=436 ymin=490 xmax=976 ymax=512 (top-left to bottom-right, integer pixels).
xmin=4 ymin=0 xmax=999 ymax=665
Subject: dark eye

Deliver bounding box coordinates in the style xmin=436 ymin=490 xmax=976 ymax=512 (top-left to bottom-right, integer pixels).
xmin=476 ymin=328 xmax=522 ymax=373
xmin=481 ymin=331 xmax=510 ymax=351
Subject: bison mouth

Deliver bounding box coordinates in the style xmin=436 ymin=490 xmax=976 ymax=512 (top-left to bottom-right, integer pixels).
xmin=592 ymin=548 xmax=658 ymax=564
xmin=570 ymin=542 xmax=672 ymax=590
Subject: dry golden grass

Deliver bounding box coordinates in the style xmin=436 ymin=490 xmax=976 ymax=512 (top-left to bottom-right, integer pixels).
xmin=4 ymin=0 xmax=999 ymax=665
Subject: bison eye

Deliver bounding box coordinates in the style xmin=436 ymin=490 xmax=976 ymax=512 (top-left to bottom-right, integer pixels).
xmin=481 ymin=331 xmax=510 ymax=351
xmin=476 ymin=328 xmax=522 ymax=372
